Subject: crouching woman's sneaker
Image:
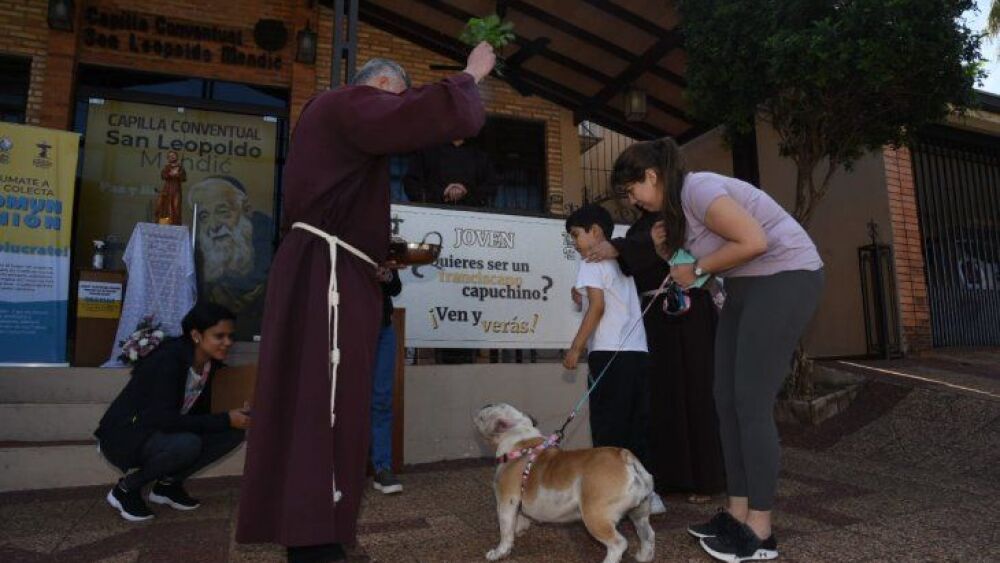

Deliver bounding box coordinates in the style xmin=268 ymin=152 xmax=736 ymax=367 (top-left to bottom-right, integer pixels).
xmin=107 ymin=480 xmax=154 ymax=522
xmin=700 ymin=522 xmax=778 ymax=562
xmin=148 ymin=480 xmax=200 ymax=510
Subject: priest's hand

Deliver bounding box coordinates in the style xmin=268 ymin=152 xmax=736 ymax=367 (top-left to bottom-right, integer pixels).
xmin=464 ymin=41 xmax=496 ymax=83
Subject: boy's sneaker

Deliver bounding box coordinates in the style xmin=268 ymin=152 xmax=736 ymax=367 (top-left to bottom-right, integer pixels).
xmin=700 ymin=523 xmax=778 ymax=562
xmin=688 ymin=508 xmax=741 ymax=539
xmin=649 ymin=492 xmax=667 ymax=515
xmin=107 ymin=481 xmax=154 ymax=522
xmin=148 ymin=480 xmax=200 ymax=510
xmin=373 ymin=469 xmax=403 ymax=494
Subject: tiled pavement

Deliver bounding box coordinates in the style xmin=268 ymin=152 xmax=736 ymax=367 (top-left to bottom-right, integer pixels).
xmin=3 ymin=358 xmax=1000 ymax=562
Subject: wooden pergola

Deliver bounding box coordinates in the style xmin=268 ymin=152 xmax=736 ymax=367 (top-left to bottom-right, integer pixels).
xmin=322 ymin=0 xmax=706 ymax=143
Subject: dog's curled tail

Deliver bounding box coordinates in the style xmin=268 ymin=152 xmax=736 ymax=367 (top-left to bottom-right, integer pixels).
xmin=621 ymin=449 xmax=655 ymax=498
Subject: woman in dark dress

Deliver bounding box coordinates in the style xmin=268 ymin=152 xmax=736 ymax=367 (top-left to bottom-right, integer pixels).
xmin=584 ymin=209 xmax=726 ymax=504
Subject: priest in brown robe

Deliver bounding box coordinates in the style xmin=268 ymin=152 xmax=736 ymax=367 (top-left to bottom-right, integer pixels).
xmin=235 ymin=44 xmax=495 ymax=562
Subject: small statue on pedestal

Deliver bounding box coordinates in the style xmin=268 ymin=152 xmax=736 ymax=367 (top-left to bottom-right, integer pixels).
xmin=154 ymin=150 xmax=186 ymax=225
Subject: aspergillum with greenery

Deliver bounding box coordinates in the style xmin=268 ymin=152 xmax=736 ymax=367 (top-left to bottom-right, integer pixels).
xmin=460 ymin=14 xmax=515 ymax=75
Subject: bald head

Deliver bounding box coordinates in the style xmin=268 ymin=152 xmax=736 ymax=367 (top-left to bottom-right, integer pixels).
xmin=351 ymin=58 xmax=410 ymax=93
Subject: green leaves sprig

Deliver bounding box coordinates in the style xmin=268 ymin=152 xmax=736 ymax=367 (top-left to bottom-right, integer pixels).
xmin=459 ymin=14 xmax=515 ymax=49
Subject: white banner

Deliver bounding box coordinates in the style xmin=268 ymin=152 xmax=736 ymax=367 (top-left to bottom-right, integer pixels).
xmin=392 ymin=205 xmax=628 ymax=349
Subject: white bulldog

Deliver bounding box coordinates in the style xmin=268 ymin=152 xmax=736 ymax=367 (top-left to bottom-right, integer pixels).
xmin=474 ymin=403 xmax=655 ymax=563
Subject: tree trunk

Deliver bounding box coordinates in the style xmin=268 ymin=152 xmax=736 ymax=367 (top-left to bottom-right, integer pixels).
xmin=784 ymin=157 xmax=837 ymax=398
xmin=785 ymin=342 xmax=815 ymax=399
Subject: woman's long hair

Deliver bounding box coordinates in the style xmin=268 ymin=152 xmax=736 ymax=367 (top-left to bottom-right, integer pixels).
xmin=610 ymin=137 xmax=688 ymax=257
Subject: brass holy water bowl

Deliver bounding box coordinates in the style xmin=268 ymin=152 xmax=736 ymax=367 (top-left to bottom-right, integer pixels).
xmin=388 ymin=231 xmax=442 ymax=266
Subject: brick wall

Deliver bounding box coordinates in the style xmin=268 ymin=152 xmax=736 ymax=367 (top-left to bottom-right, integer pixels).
xmin=76 ymin=0 xmax=297 ymax=87
xmin=883 ymin=146 xmax=933 ymax=353
xmin=0 ymin=0 xmax=54 ymax=126
xmin=3 ymin=1 xmax=572 ymax=214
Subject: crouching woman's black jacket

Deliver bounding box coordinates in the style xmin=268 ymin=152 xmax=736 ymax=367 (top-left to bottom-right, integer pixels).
xmin=95 ymin=337 xmax=231 ymax=470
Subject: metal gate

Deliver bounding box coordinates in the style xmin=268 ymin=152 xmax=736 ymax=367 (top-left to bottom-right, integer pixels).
xmin=911 ymin=125 xmax=1000 ymax=347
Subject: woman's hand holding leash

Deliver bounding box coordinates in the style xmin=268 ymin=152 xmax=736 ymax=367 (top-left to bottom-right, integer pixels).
xmin=670 ymin=263 xmax=697 ymax=288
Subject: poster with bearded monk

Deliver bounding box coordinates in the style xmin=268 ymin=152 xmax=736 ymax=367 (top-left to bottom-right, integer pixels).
xmin=187 ymin=176 xmax=273 ymax=339
xmin=77 ymin=99 xmax=278 ymax=340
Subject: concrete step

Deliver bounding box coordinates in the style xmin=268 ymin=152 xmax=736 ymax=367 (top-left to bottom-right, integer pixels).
xmin=0 ymin=403 xmax=107 ymax=441
xmin=0 ymin=368 xmax=128 ymax=403
xmin=0 ymin=442 xmax=246 ymax=492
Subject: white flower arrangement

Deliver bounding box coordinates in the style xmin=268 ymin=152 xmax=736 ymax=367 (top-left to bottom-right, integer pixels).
xmin=118 ymin=315 xmax=165 ymax=365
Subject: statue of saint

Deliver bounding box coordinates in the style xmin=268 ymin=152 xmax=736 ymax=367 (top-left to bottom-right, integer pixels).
xmin=155 ymin=150 xmax=186 ymax=225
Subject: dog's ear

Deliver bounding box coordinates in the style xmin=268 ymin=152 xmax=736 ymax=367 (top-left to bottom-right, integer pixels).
xmin=527 ymin=413 xmax=538 ymax=427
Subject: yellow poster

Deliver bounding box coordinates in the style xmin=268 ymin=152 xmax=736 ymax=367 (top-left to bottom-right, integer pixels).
xmin=77 ymin=280 xmax=123 ymax=319
xmin=0 ymin=124 xmax=81 ymax=364
xmin=78 ymin=100 xmax=278 ymax=339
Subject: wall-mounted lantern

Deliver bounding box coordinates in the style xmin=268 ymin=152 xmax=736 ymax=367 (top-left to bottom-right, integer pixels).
xmin=296 ymin=21 xmax=318 ymax=65
xmin=624 ymin=86 xmax=647 ymax=122
xmin=47 ymin=0 xmax=75 ymax=32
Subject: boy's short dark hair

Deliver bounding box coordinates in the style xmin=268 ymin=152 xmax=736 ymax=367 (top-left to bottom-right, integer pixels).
xmin=565 ymin=204 xmax=613 ymax=239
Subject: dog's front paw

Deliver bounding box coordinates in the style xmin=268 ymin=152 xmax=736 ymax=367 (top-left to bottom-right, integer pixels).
xmin=486 ymin=547 xmax=509 ymax=561
xmin=635 ymin=545 xmax=654 ymax=563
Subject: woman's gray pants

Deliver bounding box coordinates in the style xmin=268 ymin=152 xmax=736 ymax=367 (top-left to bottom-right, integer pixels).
xmin=714 ymin=269 xmax=824 ymax=510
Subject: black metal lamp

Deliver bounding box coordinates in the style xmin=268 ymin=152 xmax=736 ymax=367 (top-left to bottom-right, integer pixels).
xmin=623 ymin=86 xmax=647 ymax=122
xmin=296 ymin=21 xmax=317 ymax=65
xmin=47 ymin=0 xmax=74 ymax=32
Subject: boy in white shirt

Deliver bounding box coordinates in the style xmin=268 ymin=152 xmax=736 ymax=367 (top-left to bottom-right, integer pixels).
xmin=564 ymin=204 xmax=652 ymax=478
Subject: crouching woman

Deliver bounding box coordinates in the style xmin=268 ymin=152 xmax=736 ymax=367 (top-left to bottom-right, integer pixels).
xmin=95 ymin=302 xmax=250 ymax=521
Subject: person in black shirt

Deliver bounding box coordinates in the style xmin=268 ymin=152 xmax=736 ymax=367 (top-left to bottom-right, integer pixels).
xmin=403 ymin=138 xmax=498 ymax=207
xmin=370 ymin=266 xmax=403 ymax=493
xmin=95 ymin=302 xmax=249 ymax=522
xmin=582 ymin=210 xmax=726 ymax=505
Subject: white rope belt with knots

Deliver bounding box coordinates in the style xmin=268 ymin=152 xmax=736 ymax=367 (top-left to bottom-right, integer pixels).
xmin=292 ymin=222 xmax=378 ymax=430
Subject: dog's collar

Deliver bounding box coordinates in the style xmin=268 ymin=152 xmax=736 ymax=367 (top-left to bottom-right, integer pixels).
xmin=495 ymin=433 xmax=560 ymax=465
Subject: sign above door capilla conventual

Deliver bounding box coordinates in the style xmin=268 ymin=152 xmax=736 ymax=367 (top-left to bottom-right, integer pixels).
xmin=82 ymin=7 xmax=289 ymax=71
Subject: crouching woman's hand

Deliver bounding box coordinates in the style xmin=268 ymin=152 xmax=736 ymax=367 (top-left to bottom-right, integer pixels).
xmin=228 ymin=407 xmax=251 ymax=430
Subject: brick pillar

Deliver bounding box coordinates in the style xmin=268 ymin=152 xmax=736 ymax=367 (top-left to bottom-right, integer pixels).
xmin=883 ymin=146 xmax=933 ymax=353
xmin=37 ymin=12 xmax=79 ymax=130
xmin=289 ymin=3 xmax=321 ymax=129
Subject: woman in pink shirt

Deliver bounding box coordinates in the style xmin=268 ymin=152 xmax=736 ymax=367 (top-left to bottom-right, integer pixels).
xmin=612 ymin=138 xmax=824 ymax=563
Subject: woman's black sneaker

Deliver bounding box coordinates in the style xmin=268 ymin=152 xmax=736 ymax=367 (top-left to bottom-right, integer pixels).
xmin=148 ymin=480 xmax=200 ymax=510
xmin=700 ymin=522 xmax=778 ymax=562
xmin=688 ymin=508 xmax=741 ymax=539
xmin=107 ymin=481 xmax=154 ymax=522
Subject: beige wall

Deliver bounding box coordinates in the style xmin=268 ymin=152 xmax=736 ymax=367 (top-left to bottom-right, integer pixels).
xmin=754 ymin=120 xmax=891 ymax=357
xmin=681 ymin=127 xmax=734 ymax=176
xmin=403 ymin=363 xmax=592 ymax=464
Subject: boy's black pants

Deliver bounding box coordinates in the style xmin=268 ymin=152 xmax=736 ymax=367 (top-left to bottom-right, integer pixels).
xmin=587 ymin=350 xmax=650 ymax=467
